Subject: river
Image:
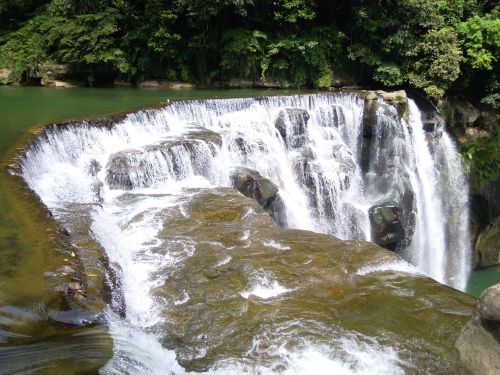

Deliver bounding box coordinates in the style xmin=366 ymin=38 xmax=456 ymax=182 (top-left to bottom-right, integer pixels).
xmin=0 ymin=86 xmax=497 ymax=374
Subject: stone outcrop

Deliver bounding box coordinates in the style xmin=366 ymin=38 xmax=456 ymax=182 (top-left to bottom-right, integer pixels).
xmin=369 ymin=203 xmax=404 ymax=250
xmin=368 ymin=190 xmax=416 ymax=252
xmin=443 ymin=97 xmax=481 ymax=134
xmin=456 ymin=283 xmax=500 ymax=375
xmin=137 ymin=80 xmax=196 ymax=89
xmin=230 ymin=167 xmax=279 ymax=209
xmin=33 ymin=63 xmax=83 ymax=87
xmin=43 ymin=80 xmax=77 ymax=88
xmin=0 ymin=67 xmax=13 ymax=84
xmin=152 ymin=188 xmax=475 ymax=372
xmin=378 ymin=90 xmax=409 ymax=121
xmin=441 ymin=97 xmax=500 ymax=269
xmin=105 ymin=127 xmax=222 ymax=189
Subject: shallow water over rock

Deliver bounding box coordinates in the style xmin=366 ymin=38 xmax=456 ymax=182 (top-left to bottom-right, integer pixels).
xmin=146 ymin=189 xmax=473 ymax=373
xmin=16 ymin=92 xmax=475 ymax=373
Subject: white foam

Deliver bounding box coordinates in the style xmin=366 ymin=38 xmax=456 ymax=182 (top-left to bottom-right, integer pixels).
xmin=173 ymin=292 xmax=190 ymax=306
xmin=240 ymin=273 xmax=292 ymax=299
xmin=356 ymin=260 xmax=420 ymax=276
xmin=262 ymin=240 xmax=290 ymax=251
xmin=19 ymin=94 xmax=470 ymax=373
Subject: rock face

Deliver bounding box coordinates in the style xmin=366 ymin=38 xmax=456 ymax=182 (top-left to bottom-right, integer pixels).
xmin=37 ymin=63 xmax=82 ymax=87
xmin=475 ymin=217 xmax=500 ymax=268
xmin=442 ymin=97 xmax=500 ymax=269
xmin=369 ymin=203 xmax=404 ymax=250
xmin=105 ymin=127 xmax=222 ymax=189
xmin=137 ymin=80 xmax=196 ymax=89
xmin=443 ymin=97 xmax=480 ymax=134
xmin=368 ymin=190 xmax=416 ymax=252
xmin=146 ymin=188 xmax=475 ymax=372
xmin=456 ymin=283 xmax=500 ymax=375
xmin=275 ymin=108 xmax=310 ymax=148
xmin=230 ymin=167 xmax=279 ymax=209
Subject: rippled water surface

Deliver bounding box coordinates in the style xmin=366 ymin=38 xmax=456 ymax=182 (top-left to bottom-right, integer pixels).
xmin=0 ymin=87 xmax=280 ymax=374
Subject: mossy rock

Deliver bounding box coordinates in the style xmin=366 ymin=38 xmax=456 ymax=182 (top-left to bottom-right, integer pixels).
xmin=145 ymin=188 xmax=474 ymax=372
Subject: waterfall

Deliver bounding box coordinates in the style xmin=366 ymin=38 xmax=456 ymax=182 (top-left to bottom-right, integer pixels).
xmin=21 ymin=93 xmax=470 ymax=288
xmin=19 ymin=92 xmax=472 ymax=372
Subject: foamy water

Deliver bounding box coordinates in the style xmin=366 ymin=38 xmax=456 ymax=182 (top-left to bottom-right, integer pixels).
xmin=19 ymin=93 xmax=471 ymax=373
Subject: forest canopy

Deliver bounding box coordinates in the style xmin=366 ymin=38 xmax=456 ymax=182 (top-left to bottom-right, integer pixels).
xmin=0 ymin=0 xmax=498 ymax=104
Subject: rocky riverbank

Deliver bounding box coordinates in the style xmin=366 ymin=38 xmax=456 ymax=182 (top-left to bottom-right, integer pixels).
xmin=3 ymin=89 xmax=493 ymax=372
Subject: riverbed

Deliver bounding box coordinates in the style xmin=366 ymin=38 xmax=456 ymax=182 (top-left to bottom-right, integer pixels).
xmin=0 ymin=86 xmax=497 ymax=374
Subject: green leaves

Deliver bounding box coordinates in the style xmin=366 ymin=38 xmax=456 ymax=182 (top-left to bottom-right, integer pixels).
xmin=0 ymin=0 xmax=496 ymax=98
xmin=273 ymin=0 xmax=316 ymax=24
xmin=408 ymin=28 xmax=462 ymax=98
xmin=374 ymin=64 xmax=403 ymax=86
xmin=461 ymin=123 xmax=500 ymax=184
xmin=220 ymin=29 xmax=267 ymax=79
xmin=458 ymin=11 xmax=500 ymax=70
xmin=260 ymin=29 xmax=343 ymax=88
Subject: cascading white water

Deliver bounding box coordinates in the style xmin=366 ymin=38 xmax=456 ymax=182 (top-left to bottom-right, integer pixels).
xmin=21 ymin=93 xmax=470 ymax=287
xmin=405 ymin=101 xmax=460 ymax=288
xmin=19 ymin=93 xmax=472 ymax=373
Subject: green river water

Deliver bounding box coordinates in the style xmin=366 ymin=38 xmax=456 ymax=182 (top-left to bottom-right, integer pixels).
xmin=0 ymin=86 xmax=497 ymax=373
xmin=0 ymin=86 xmax=289 ymax=373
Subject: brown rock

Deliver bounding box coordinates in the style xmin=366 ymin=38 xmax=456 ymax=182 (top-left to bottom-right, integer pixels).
xmin=456 ymin=284 xmax=500 ymax=375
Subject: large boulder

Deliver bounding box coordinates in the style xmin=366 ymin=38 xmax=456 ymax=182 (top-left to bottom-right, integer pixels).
xmin=369 ymin=190 xmax=416 ymax=252
xmin=34 ymin=63 xmax=84 ymax=87
xmin=456 ymin=283 xmax=500 ymax=374
xmin=105 ymin=127 xmax=222 ymax=189
xmin=378 ymin=90 xmax=409 ymax=122
xmin=369 ymin=203 xmax=404 ymax=250
xmin=275 ymin=108 xmax=310 ymax=148
xmin=230 ymin=167 xmax=279 ymax=209
xmin=442 ymin=97 xmax=480 ymax=135
xmin=146 ymin=188 xmax=475 ymax=372
xmin=475 ymin=217 xmax=500 ymax=268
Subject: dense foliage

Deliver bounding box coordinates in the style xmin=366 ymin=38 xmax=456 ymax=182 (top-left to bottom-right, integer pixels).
xmin=0 ymin=0 xmax=498 ymax=102
xmin=462 ymin=122 xmax=500 ymax=184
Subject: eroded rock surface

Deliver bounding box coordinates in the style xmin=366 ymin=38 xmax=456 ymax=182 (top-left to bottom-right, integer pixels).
xmin=475 ymin=217 xmax=500 ymax=268
xmin=456 ymin=283 xmax=500 ymax=375
xmin=230 ymin=167 xmax=279 ymax=209
xmin=111 ymin=188 xmax=478 ymax=373
xmin=363 ymin=90 xmax=409 ymax=137
xmin=105 ymin=127 xmax=222 ymax=189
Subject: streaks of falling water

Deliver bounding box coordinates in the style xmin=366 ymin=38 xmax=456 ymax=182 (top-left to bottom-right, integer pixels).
xmin=21 ymin=94 xmax=470 ymax=288
xmin=19 ymin=93 xmax=472 ymax=372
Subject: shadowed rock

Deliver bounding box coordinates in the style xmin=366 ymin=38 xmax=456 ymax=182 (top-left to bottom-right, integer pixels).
xmin=49 ymin=308 xmax=103 ymax=326
xmin=230 ymin=167 xmax=279 ymax=209
xmin=475 ymin=217 xmax=500 ymax=268
xmin=369 ymin=190 xmax=416 ymax=252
